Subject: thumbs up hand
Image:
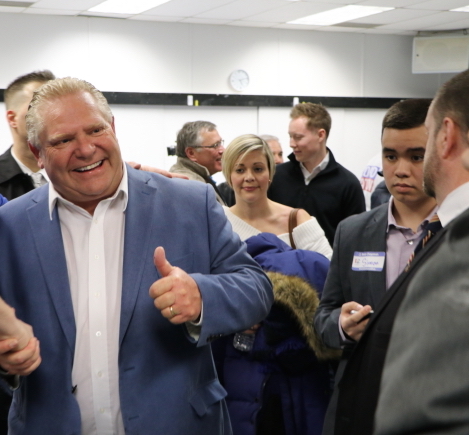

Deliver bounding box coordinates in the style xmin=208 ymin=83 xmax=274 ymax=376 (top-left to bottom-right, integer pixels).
xmin=149 ymin=247 xmax=202 ymax=324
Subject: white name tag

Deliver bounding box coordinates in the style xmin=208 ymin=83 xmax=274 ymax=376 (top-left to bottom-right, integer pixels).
xmin=352 ymin=252 xmax=385 ymax=272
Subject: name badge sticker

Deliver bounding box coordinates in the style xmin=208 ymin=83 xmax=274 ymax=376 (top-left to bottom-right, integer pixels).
xmin=352 ymin=252 xmax=385 ymax=272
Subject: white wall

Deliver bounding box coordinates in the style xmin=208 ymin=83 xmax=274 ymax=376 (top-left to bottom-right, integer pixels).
xmin=0 ymin=13 xmax=456 ymax=179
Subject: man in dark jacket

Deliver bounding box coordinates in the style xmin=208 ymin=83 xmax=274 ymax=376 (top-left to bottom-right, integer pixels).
xmin=0 ymin=70 xmax=55 ymax=200
xmin=268 ymin=103 xmax=365 ymax=245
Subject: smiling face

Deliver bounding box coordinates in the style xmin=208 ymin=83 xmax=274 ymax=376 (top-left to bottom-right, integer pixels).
xmin=230 ymin=149 xmax=270 ymax=204
xmin=30 ymin=91 xmax=123 ymax=214
xmin=382 ymin=125 xmax=431 ymax=207
xmin=188 ymin=128 xmax=224 ymax=175
xmin=288 ymin=116 xmax=326 ymax=171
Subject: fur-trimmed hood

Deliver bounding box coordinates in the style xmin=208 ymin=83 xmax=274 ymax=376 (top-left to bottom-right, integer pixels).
xmin=267 ymin=271 xmax=341 ymax=361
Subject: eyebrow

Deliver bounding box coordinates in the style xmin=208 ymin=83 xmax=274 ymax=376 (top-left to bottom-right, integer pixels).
xmin=382 ymin=147 xmax=426 ymax=153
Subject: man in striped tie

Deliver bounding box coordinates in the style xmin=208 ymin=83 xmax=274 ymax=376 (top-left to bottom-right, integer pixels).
xmin=329 ymin=69 xmax=469 ymax=435
xmin=375 ymin=69 xmax=469 ymax=435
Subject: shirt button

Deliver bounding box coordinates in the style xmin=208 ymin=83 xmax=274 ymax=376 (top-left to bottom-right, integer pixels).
xmin=97 ymin=371 xmax=103 ymax=377
xmin=407 ymin=240 xmax=414 ymax=245
xmin=96 ymin=331 xmax=102 ymax=337
xmin=100 ymin=408 xmax=105 ymax=414
xmin=95 ymin=254 xmax=99 ymax=260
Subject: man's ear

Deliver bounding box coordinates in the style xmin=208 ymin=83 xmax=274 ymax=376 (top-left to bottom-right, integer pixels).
xmin=317 ymin=128 xmax=327 ymax=143
xmin=28 ymin=142 xmax=44 ymax=169
xmin=6 ymin=110 xmax=18 ymax=129
xmin=185 ymin=147 xmax=197 ymax=162
xmin=440 ymin=117 xmax=459 ymax=160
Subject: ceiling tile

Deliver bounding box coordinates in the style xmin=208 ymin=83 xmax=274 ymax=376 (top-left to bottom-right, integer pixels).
xmin=31 ymin=0 xmax=101 ymax=11
xmin=195 ymin=0 xmax=286 ymax=20
xmin=180 ymin=17 xmax=231 ymax=24
xmin=79 ymin=11 xmax=132 ymax=19
xmin=379 ymin=11 xmax=464 ymax=30
xmin=357 ymin=0 xmax=424 ymax=6
xmin=242 ymin=2 xmax=338 ymax=23
xmin=142 ymin=0 xmax=234 ymax=17
xmin=351 ymin=8 xmax=436 ymax=24
xmin=407 ymin=0 xmax=469 ymax=10
xmin=228 ymin=20 xmax=275 ymax=27
xmin=419 ymin=16 xmax=469 ymax=30
xmin=0 ymin=5 xmax=24 ymax=12
xmin=24 ymin=7 xmax=78 ymax=15
xmin=129 ymin=14 xmax=183 ymax=22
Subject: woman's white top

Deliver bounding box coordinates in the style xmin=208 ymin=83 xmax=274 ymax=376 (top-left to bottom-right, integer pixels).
xmin=223 ymin=207 xmax=332 ymax=260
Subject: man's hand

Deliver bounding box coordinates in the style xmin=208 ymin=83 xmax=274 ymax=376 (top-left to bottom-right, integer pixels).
xmin=149 ymin=247 xmax=202 ymax=324
xmin=127 ymin=162 xmax=189 ymax=180
xmin=339 ymin=301 xmax=373 ymax=342
xmin=0 ymin=338 xmax=41 ymax=376
xmin=0 ymin=298 xmax=41 ymax=375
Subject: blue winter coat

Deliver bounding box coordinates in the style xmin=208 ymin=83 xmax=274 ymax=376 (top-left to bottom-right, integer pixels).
xmin=213 ymin=233 xmax=340 ymax=435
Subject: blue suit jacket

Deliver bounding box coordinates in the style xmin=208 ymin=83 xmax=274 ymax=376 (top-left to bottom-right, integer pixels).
xmin=0 ymin=166 xmax=273 ymax=435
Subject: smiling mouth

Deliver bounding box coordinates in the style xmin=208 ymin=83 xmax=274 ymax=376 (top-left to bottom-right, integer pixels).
xmin=74 ymin=160 xmax=103 ymax=172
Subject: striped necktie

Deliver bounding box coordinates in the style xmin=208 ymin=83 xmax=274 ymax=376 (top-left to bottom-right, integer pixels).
xmin=405 ymin=214 xmax=441 ymax=272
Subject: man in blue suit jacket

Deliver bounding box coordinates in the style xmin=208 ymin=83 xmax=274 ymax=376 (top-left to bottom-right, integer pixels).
xmin=0 ymin=77 xmax=273 ymax=435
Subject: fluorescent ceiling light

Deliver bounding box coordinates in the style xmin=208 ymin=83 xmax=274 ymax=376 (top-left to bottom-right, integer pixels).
xmin=88 ymin=0 xmax=170 ymax=15
xmin=451 ymin=6 xmax=469 ymax=12
xmin=288 ymin=5 xmax=394 ymax=26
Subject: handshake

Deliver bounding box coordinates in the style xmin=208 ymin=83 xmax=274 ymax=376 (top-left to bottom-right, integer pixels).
xmin=0 ymin=297 xmax=40 ymax=376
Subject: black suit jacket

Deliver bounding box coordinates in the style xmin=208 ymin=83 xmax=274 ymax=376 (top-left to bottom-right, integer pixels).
xmin=0 ymin=147 xmax=34 ymax=200
xmin=334 ymin=224 xmax=448 ymax=435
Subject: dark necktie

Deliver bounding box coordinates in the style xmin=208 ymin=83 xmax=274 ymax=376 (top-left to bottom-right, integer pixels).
xmin=405 ymin=213 xmax=442 ymax=271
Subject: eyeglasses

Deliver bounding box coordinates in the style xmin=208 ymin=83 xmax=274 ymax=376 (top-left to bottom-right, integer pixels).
xmin=192 ymin=140 xmax=224 ymax=150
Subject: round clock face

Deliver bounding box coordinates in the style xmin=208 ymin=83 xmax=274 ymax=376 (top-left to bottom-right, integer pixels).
xmin=229 ymin=69 xmax=249 ymax=91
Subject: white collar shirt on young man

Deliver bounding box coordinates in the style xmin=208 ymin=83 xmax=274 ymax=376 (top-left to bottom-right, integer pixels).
xmin=300 ymin=151 xmax=329 ymax=185
xmin=48 ymin=165 xmax=128 ymax=435
xmin=385 ymin=198 xmax=438 ymax=289
xmin=11 ymin=147 xmax=49 ymax=188
xmin=437 ymin=181 xmax=469 ymax=227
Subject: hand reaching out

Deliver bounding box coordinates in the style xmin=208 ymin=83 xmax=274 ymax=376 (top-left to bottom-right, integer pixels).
xmin=0 ymin=298 xmax=41 ymax=376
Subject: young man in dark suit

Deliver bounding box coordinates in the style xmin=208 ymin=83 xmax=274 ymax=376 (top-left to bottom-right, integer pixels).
xmin=314 ymin=98 xmax=436 ymax=435
xmin=326 ymin=70 xmax=469 ymax=435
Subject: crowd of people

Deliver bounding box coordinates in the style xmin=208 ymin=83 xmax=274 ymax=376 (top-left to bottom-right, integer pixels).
xmin=1 ymin=67 xmax=469 ymax=435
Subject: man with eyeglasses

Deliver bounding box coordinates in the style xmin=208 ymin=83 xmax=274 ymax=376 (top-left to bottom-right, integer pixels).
xmin=170 ymin=121 xmax=226 ymax=204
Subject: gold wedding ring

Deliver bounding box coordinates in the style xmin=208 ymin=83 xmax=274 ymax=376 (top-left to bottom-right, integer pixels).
xmin=169 ymin=305 xmax=176 ymax=318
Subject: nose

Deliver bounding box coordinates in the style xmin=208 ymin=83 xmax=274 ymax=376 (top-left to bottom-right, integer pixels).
xmin=74 ymin=134 xmax=96 ymax=159
xmin=289 ymin=137 xmax=296 ymax=148
xmin=395 ymin=159 xmax=410 ymax=178
xmin=244 ymin=169 xmax=255 ymax=181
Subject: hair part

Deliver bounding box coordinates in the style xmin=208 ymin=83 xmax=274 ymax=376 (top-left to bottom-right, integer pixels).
xmin=382 ymin=98 xmax=432 ymax=133
xmin=290 ymin=103 xmax=331 ymax=138
xmin=26 ymin=77 xmax=113 ymax=149
xmin=432 ymin=69 xmax=469 ymax=141
xmin=222 ymin=134 xmax=276 ymax=188
xmin=4 ymin=70 xmax=55 ymax=110
xmin=176 ymin=120 xmax=217 ymax=157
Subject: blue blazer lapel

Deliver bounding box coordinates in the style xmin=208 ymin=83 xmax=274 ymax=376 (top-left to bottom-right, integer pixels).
xmin=120 ymin=168 xmax=158 ymax=345
xmin=27 ymin=190 xmax=76 ymax=354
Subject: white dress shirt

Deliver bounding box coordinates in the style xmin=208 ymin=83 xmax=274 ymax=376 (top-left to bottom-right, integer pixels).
xmin=48 ymin=166 xmax=128 ymax=435
xmin=11 ymin=148 xmax=49 ymax=188
xmin=437 ymin=181 xmax=469 ymax=227
xmin=300 ymin=151 xmax=329 ymax=185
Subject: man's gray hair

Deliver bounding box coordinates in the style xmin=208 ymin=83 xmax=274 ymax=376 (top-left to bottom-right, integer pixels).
xmin=176 ymin=120 xmax=217 ymax=157
xmin=259 ymin=134 xmax=279 ymax=143
xmin=26 ymin=77 xmax=113 ymax=149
